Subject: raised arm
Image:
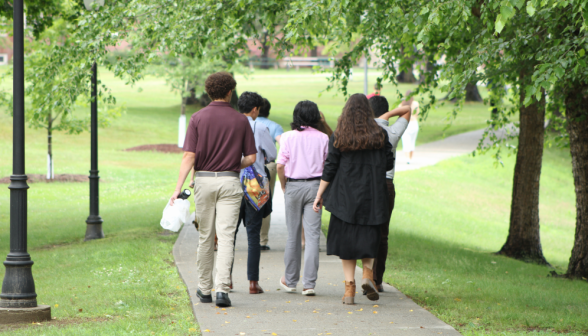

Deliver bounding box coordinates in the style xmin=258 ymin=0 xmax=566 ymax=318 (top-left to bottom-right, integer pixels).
xmin=378 ymin=105 xmax=411 ymax=122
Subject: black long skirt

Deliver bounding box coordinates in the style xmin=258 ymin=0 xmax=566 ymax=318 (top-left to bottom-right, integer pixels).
xmin=326 ymin=215 xmax=381 ymax=260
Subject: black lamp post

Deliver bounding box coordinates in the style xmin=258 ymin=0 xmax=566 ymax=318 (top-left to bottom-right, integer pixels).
xmin=84 ymin=0 xmax=104 ymax=241
xmin=0 ymin=0 xmax=50 ymax=322
xmin=84 ymin=62 xmax=104 ymax=241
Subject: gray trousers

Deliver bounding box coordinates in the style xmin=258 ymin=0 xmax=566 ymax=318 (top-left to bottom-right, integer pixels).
xmin=284 ymin=180 xmax=321 ymax=289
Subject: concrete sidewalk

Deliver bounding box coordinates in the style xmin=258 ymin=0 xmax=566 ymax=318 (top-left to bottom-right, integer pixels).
xmin=394 ymin=126 xmax=516 ymax=173
xmin=394 ymin=128 xmax=481 ymax=173
xmin=172 ymin=130 xmax=485 ymax=335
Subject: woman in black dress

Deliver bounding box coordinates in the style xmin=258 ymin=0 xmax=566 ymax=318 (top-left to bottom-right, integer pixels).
xmin=313 ymin=93 xmax=395 ymax=305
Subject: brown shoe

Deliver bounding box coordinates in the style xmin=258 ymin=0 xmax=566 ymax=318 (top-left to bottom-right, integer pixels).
xmin=376 ymin=284 xmax=384 ymax=293
xmin=249 ymin=281 xmax=264 ymax=294
xmin=342 ymin=280 xmax=355 ymax=305
xmin=362 ymin=266 xmax=379 ymax=301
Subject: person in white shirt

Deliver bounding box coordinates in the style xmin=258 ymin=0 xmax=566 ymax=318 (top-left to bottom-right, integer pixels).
xmin=399 ymin=90 xmax=420 ymax=164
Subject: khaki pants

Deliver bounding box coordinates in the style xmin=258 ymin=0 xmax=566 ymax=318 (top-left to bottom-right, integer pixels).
xmin=193 ymin=175 xmax=243 ymax=294
xmin=261 ymin=162 xmax=277 ymax=246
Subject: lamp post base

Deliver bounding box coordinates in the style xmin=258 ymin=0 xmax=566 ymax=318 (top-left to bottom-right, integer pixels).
xmin=0 ymin=305 xmax=50 ymax=324
xmin=84 ymin=216 xmax=104 ymax=241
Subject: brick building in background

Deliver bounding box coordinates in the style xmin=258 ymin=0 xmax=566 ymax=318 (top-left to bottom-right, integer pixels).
xmin=0 ymin=34 xmax=13 ymax=66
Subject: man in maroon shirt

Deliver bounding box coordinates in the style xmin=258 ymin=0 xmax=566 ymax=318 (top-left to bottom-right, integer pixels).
xmin=170 ymin=72 xmax=257 ymax=307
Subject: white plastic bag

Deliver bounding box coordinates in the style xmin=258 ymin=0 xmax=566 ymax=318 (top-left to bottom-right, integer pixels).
xmin=160 ymin=199 xmax=191 ymax=232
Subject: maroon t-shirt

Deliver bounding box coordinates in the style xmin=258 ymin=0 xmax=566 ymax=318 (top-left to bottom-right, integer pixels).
xmin=183 ymin=101 xmax=256 ymax=172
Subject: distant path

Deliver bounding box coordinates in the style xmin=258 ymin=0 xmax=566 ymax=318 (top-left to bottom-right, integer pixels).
xmin=172 ymin=129 xmax=493 ymax=335
xmin=395 ymin=126 xmax=515 ymax=173
xmin=395 ymin=128 xmax=483 ymax=173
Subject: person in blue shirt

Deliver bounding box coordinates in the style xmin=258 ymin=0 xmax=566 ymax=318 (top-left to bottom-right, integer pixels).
xmin=256 ymin=98 xmax=284 ymax=250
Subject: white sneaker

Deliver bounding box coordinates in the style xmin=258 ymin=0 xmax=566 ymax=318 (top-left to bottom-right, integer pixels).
xmin=280 ymin=277 xmax=296 ymax=292
xmin=302 ymin=288 xmax=315 ymax=296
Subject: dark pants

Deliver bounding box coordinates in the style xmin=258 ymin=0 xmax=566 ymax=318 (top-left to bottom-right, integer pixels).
xmin=373 ymin=179 xmax=395 ymax=286
xmin=233 ymin=199 xmax=264 ymax=281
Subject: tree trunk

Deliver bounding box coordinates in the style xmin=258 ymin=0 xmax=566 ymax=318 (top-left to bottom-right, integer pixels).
xmin=230 ymin=89 xmax=239 ymax=110
xmin=465 ymin=82 xmax=483 ymax=102
xmin=396 ymin=68 xmax=417 ymax=83
xmin=186 ymin=84 xmax=198 ymax=105
xmin=260 ymin=31 xmax=270 ymax=70
xmin=181 ymin=97 xmax=187 ymax=116
xmin=47 ymin=111 xmax=53 ymax=180
xmin=565 ymin=83 xmax=588 ymax=279
xmin=419 ymin=60 xmax=435 ymax=84
xmin=199 ymin=92 xmax=211 ymax=107
xmin=496 ymin=73 xmax=549 ymax=265
xmin=178 ymin=85 xmax=188 ymax=148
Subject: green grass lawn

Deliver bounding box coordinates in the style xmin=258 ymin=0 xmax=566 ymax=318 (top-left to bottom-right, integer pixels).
xmin=234 ymin=68 xmax=493 ymax=146
xmin=322 ymin=145 xmax=586 ymax=335
xmin=0 ymin=67 xmax=565 ymax=335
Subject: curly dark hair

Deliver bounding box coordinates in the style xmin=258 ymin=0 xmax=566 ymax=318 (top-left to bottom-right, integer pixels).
xmin=291 ymin=100 xmax=321 ymax=131
xmin=205 ymin=72 xmax=236 ymax=100
xmin=369 ymin=96 xmax=389 ymax=118
xmin=259 ymin=98 xmax=271 ymax=117
xmin=237 ymin=91 xmax=264 ymax=114
xmin=334 ymin=93 xmax=385 ymax=152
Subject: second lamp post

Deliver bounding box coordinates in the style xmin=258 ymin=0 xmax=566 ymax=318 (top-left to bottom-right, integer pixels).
xmin=84 ymin=0 xmax=105 ymax=241
xmin=84 ymin=62 xmax=103 ymax=240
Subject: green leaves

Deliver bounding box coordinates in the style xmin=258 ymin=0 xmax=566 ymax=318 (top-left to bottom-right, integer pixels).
xmin=495 ymin=15 xmax=506 ymax=34
xmin=500 ymin=5 xmax=515 ymax=21
xmin=554 ymin=65 xmax=565 ymax=78
xmin=495 ymin=2 xmax=517 ymax=33
xmin=526 ymin=2 xmax=536 ymax=16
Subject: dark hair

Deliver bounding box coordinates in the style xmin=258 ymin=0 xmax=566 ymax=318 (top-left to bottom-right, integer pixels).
xmin=291 ymin=100 xmax=321 ymax=131
xmin=334 ymin=93 xmax=385 ymax=152
xmin=205 ymin=72 xmax=236 ymax=100
xmin=259 ymin=98 xmax=271 ymax=117
xmin=237 ymin=91 xmax=264 ymax=114
xmin=369 ymin=96 xmax=389 ymax=118
xmin=374 ymin=82 xmax=382 ymax=90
